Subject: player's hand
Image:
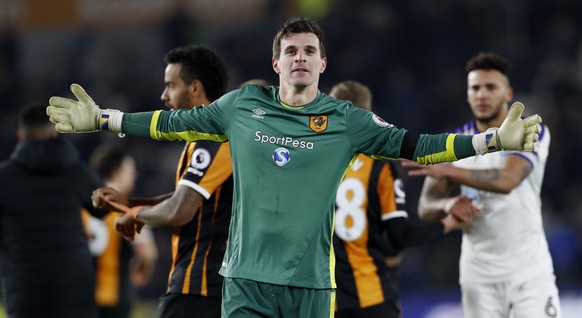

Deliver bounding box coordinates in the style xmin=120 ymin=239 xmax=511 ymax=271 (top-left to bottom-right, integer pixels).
xmin=442 ymin=212 xmax=470 ymax=233
xmin=473 ymin=102 xmax=542 ymax=154
xmin=115 ymin=215 xmax=144 ymax=241
xmin=92 ymin=187 xmax=130 ymax=210
xmin=401 ymin=159 xmax=451 ymax=178
xmin=46 ymin=83 xmax=122 ymax=133
xmin=46 ymin=84 xmax=102 ymax=133
xmin=446 ymin=195 xmax=480 ymax=223
xmin=497 ymin=102 xmax=541 ymax=151
xmin=94 ymin=189 xmax=144 ymax=223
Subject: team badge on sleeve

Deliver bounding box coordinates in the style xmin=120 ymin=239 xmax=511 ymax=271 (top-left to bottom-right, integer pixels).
xmin=372 ymin=113 xmax=393 ymax=128
xmin=309 ymin=115 xmax=328 ymax=133
xmin=191 ymin=148 xmax=212 ymax=170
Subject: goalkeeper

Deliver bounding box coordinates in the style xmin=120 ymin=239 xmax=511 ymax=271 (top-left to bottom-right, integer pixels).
xmin=47 ymin=17 xmax=541 ymax=318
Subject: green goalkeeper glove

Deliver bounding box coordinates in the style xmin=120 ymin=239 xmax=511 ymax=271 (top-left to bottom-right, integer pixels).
xmin=46 ymin=83 xmax=123 ymax=133
xmin=473 ymin=102 xmax=542 ymax=154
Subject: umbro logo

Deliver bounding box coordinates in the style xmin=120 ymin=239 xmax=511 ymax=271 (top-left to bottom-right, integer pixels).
xmin=252 ymin=108 xmax=265 ymax=119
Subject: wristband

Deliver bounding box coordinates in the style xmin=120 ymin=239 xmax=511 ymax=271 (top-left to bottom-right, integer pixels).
xmin=98 ymin=109 xmax=123 ymax=132
xmin=472 ymin=128 xmax=500 ymax=155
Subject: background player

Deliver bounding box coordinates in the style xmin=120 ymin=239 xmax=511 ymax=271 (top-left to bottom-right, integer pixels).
xmin=330 ymin=80 xmax=468 ymax=318
xmin=404 ymin=52 xmax=560 ymax=317
xmin=84 ymin=144 xmax=158 ymax=318
xmin=92 ymin=45 xmax=232 ymax=318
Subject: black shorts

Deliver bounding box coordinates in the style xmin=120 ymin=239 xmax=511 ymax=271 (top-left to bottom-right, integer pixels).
xmin=158 ymin=293 xmax=221 ymax=318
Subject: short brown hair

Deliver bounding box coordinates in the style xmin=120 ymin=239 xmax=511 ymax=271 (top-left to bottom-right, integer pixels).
xmin=329 ymin=80 xmax=372 ymax=111
xmin=272 ymin=17 xmax=326 ymax=60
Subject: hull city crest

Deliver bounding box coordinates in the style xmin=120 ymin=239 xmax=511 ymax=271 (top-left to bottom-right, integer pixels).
xmin=309 ymin=115 xmax=328 ymax=133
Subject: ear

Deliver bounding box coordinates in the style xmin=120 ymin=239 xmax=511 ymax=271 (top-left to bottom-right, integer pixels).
xmin=320 ymin=57 xmax=327 ymax=74
xmin=16 ymin=129 xmax=23 ymax=141
xmin=189 ymin=79 xmax=203 ymax=97
xmin=272 ymin=58 xmax=280 ymax=74
xmin=505 ymin=85 xmax=514 ymax=102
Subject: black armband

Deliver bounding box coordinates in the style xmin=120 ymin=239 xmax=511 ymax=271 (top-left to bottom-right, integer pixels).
xmin=399 ymin=132 xmax=419 ymax=160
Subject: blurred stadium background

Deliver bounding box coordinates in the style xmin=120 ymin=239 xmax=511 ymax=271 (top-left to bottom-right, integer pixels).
xmin=1 ymin=0 xmax=581 ymax=317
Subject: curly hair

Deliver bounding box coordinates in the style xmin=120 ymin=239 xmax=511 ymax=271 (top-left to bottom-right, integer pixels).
xmin=164 ymin=45 xmax=228 ymax=101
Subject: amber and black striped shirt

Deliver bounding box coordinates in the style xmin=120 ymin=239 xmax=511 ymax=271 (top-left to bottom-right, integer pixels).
xmin=333 ymin=155 xmax=407 ymax=310
xmin=167 ymin=140 xmax=233 ymax=297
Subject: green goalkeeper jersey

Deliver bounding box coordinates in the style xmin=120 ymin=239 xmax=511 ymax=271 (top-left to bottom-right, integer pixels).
xmin=121 ymin=85 xmax=475 ymax=289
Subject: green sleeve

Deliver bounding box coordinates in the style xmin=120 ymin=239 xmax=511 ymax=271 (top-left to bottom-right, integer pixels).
xmin=347 ymin=106 xmax=407 ymax=159
xmin=412 ymin=134 xmax=475 ymax=164
xmin=121 ymin=90 xmax=241 ymax=142
xmin=122 ymin=112 xmax=158 ymax=137
xmin=346 ymin=106 xmax=476 ymax=164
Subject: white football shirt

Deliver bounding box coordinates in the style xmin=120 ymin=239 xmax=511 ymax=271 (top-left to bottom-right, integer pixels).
xmin=451 ymin=120 xmax=554 ymax=284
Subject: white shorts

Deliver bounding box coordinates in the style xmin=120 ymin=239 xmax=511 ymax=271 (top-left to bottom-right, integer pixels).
xmin=461 ymin=274 xmax=561 ymax=318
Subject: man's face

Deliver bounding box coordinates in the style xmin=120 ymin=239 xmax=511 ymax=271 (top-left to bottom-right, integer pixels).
xmin=272 ymin=33 xmax=327 ymax=88
xmin=467 ymin=69 xmax=513 ymax=122
xmin=160 ymin=63 xmax=195 ymax=110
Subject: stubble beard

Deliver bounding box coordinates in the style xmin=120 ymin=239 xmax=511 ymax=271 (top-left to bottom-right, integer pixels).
xmin=475 ymin=101 xmax=506 ymax=126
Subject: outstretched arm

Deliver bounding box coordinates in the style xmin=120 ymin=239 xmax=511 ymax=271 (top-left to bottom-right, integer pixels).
xmin=415 ymin=175 xmax=480 ymax=222
xmin=395 ymin=158 xmax=481 ymax=222
xmin=396 ymin=102 xmax=542 ymax=164
xmin=94 ymin=185 xmax=203 ymax=241
xmin=390 ymin=159 xmax=480 ymax=223
xmin=92 ymin=187 xmax=173 ymax=210
xmin=46 ymin=83 xmax=229 ymax=142
xmin=115 ymin=184 xmax=203 ymax=228
xmin=48 ymin=84 xmax=541 ymax=163
xmin=405 ymin=155 xmax=532 ymax=194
